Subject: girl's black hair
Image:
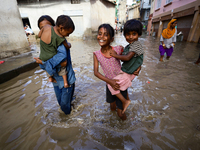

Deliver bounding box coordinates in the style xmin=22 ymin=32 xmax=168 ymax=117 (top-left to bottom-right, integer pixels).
xmin=98 ymin=24 xmax=115 ymax=38
xmin=123 ymin=19 xmax=143 ymax=36
xmin=37 ymin=15 xmax=55 ymax=29
xmin=56 ymin=15 xmax=75 ymax=30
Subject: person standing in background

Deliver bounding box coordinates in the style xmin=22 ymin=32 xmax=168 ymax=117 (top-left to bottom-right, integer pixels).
xmin=159 ymin=19 xmax=177 ymax=61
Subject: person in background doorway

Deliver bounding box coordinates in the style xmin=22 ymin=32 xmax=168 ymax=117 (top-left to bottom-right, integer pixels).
xmin=24 ymin=23 xmax=33 ymax=36
xmin=159 ymin=19 xmax=177 ymax=61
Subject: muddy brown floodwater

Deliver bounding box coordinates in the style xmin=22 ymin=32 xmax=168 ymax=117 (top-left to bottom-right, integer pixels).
xmin=0 ymin=34 xmax=200 ymax=150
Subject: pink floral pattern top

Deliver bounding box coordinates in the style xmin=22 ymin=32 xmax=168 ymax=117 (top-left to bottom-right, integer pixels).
xmin=94 ymin=46 xmax=122 ymax=79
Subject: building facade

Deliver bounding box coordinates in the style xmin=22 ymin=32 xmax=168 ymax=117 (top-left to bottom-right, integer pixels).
xmin=128 ymin=3 xmax=141 ymax=20
xmin=117 ymin=0 xmax=127 ymax=25
xmin=0 ymin=0 xmax=30 ymax=59
xmin=140 ymin=0 xmax=151 ymax=30
xmin=151 ymin=0 xmax=200 ymax=42
xmin=17 ymin=0 xmax=116 ymax=38
xmin=147 ymin=0 xmax=155 ymax=35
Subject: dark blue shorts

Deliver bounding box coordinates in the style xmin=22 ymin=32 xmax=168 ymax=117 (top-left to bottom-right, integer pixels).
xmin=106 ymin=85 xmax=127 ymax=110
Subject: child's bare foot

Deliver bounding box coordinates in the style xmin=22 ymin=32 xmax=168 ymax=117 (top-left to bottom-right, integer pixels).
xmin=159 ymin=58 xmax=163 ymax=61
xmin=49 ymin=76 xmax=57 ymax=83
xmin=122 ymin=99 xmax=131 ymax=114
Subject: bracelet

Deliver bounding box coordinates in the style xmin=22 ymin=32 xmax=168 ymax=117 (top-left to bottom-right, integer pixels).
xmin=162 ymin=44 xmax=165 ymax=47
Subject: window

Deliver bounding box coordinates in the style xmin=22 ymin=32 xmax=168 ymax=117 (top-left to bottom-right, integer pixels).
xmin=146 ymin=11 xmax=150 ymax=18
xmin=166 ymin=0 xmax=172 ymax=4
xmin=156 ymin=0 xmax=161 ymax=9
xmin=71 ymin=0 xmax=80 ymax=4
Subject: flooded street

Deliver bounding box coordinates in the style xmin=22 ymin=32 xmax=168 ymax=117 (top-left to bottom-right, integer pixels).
xmin=0 ymin=34 xmax=200 ymax=150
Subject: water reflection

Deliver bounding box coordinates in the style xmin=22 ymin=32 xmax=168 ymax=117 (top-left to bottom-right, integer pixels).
xmin=0 ymin=35 xmax=200 ymax=149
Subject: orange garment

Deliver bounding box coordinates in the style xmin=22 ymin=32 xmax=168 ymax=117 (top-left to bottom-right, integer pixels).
xmin=162 ymin=19 xmax=177 ymax=39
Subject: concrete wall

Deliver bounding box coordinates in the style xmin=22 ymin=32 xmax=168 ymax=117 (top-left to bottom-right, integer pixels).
xmin=0 ymin=0 xmax=30 ymax=59
xmin=141 ymin=0 xmax=151 ymax=9
xmin=128 ymin=4 xmax=140 ymax=20
xmin=150 ymin=0 xmax=155 ymax=14
xmin=118 ymin=0 xmax=127 ymax=24
xmin=18 ymin=1 xmax=91 ymax=37
xmin=90 ymin=0 xmax=115 ymax=31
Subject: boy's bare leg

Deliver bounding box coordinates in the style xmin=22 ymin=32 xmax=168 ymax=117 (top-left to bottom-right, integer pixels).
xmin=49 ymin=76 xmax=57 ymax=83
xmin=117 ymin=108 xmax=127 ymax=120
xmin=110 ymin=101 xmax=116 ymax=111
xmin=159 ymin=55 xmax=164 ymax=61
xmin=116 ymin=93 xmax=130 ymax=114
xmin=62 ymin=74 xmax=69 ymax=88
xmin=127 ymin=93 xmax=130 ymax=100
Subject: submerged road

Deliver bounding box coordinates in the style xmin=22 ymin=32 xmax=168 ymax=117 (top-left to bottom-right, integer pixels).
xmin=0 ymin=34 xmax=200 ymax=149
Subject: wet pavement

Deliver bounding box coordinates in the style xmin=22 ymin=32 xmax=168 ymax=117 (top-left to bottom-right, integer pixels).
xmin=0 ymin=34 xmax=200 ymax=149
xmin=0 ymin=36 xmax=39 ymax=84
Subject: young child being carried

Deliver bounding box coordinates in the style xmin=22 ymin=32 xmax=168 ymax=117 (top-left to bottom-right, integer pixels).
xmin=108 ymin=19 xmax=144 ymax=114
xmin=38 ymin=15 xmax=74 ymax=88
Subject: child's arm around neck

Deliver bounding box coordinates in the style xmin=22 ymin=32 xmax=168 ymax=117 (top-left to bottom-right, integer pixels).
xmin=110 ymin=50 xmax=135 ymax=61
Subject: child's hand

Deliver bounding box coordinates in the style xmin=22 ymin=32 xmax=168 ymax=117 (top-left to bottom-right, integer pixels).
xmin=110 ymin=79 xmax=120 ymax=90
xmin=119 ymin=45 xmax=124 ymax=49
xmin=171 ymin=43 xmax=175 ymax=48
xmin=110 ymin=50 xmax=117 ymax=57
xmin=34 ymin=57 xmax=43 ymax=64
xmin=64 ymin=83 xmax=69 ymax=88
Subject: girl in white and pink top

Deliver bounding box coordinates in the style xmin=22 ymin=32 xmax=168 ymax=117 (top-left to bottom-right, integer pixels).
xmin=94 ymin=46 xmax=122 ymax=80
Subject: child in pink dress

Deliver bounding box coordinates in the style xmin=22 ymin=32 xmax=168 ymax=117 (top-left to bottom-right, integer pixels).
xmin=93 ymin=24 xmax=140 ymax=120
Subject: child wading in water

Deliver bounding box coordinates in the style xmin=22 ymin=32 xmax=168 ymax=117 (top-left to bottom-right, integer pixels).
xmin=93 ymin=24 xmax=141 ymax=120
xmin=34 ymin=15 xmax=76 ymax=115
xmin=108 ymin=19 xmax=144 ymax=114
xmin=38 ymin=15 xmax=74 ymax=88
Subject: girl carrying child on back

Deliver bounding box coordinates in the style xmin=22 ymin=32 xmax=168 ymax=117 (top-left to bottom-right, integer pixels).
xmin=108 ymin=19 xmax=144 ymax=114
xmin=93 ymin=23 xmax=141 ymax=120
xmin=34 ymin=15 xmax=76 ymax=115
